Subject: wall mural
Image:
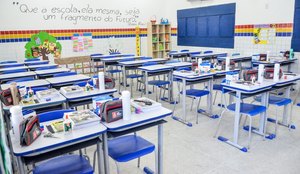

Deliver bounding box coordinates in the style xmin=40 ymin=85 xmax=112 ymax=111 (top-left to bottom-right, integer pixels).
xmin=253 ymin=24 xmax=276 ymax=45
xmin=25 ymin=31 xmax=62 ymax=60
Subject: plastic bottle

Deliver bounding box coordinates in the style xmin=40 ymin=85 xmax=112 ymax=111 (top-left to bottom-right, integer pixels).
xmin=10 ymin=106 xmax=24 ymax=140
xmin=63 ymin=114 xmax=73 ymax=132
xmin=289 ymin=48 xmax=294 ymax=60
xmin=28 ymin=87 xmax=34 ymax=98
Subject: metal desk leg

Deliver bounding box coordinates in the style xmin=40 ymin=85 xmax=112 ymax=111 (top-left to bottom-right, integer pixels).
xmin=103 ymin=62 xmax=106 ymax=74
xmin=259 ymin=92 xmax=269 ymax=133
xmin=156 ymin=124 xmax=163 ymax=174
xmin=92 ymin=59 xmax=95 ymax=76
xmin=97 ymin=139 xmax=103 ymax=174
xmin=168 ymin=70 xmax=173 ymax=103
xmin=207 ymin=78 xmax=213 ymax=114
xmin=102 ymin=133 xmax=110 ymax=174
xmin=282 ymin=86 xmax=291 ymax=125
xmin=16 ymin=157 xmax=25 ymax=174
xmin=122 ymin=65 xmax=127 ymax=91
xmin=145 ymin=71 xmax=149 ymax=98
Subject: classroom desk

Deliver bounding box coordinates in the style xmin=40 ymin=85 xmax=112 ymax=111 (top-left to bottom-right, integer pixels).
xmin=169 ymin=51 xmax=200 ymax=61
xmin=252 ymin=58 xmax=298 ymax=72
xmin=172 ymin=71 xmax=214 ymax=126
xmin=165 ymin=62 xmax=193 ymax=69
xmin=60 ymin=88 xmax=117 ymax=108
xmin=217 ymin=55 xmax=252 ymax=70
xmin=23 ymin=60 xmax=49 ymax=66
xmin=0 ymin=66 xmax=28 ymax=73
xmin=0 ymin=79 xmax=50 ymax=90
xmin=27 ymin=64 xmax=58 ymax=71
xmin=11 ymin=117 xmax=106 ymax=174
xmin=34 ymin=68 xmax=70 ymax=78
xmin=221 ymin=81 xmax=275 ymax=151
xmin=118 ymin=58 xmax=168 ymax=91
xmin=190 ymin=52 xmax=228 ymax=62
xmin=138 ymin=65 xmax=174 ymax=102
xmin=0 ymin=71 xmax=36 ymax=84
xmin=46 ymin=74 xmax=91 ymax=88
xmin=102 ymin=106 xmax=172 ymax=174
xmin=0 ymin=63 xmax=24 ymax=68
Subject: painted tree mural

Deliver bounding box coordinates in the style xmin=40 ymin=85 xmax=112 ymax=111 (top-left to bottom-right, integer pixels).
xmin=25 ymin=31 xmax=62 ymax=60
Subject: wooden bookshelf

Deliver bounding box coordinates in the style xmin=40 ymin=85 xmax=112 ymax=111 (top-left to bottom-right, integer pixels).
xmin=147 ymin=22 xmax=171 ymax=58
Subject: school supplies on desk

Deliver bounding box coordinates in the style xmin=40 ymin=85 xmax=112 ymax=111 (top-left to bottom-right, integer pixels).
xmin=19 ymin=115 xmax=41 ymax=146
xmin=67 ymin=110 xmax=100 ymax=129
xmin=131 ymin=97 xmax=162 ymax=112
xmin=60 ymin=85 xmax=84 ymax=95
xmin=36 ymin=88 xmax=60 ymax=101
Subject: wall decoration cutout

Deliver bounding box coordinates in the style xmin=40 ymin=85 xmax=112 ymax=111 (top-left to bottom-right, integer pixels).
xmin=25 ymin=31 xmax=62 ymax=60
xmin=253 ymin=24 xmax=276 ymax=44
xmin=135 ymin=26 xmax=141 ymax=56
xmin=72 ymin=32 xmax=93 ymax=52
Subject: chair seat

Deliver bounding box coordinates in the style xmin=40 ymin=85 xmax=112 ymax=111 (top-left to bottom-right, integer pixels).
xmin=181 ymin=89 xmax=209 ymax=97
xmin=127 ymin=74 xmax=143 ymax=79
xmin=148 ymin=80 xmax=170 ymax=86
xmin=33 ymin=155 xmax=93 ymax=174
xmin=108 ymin=135 xmax=155 ymax=163
xmin=254 ymin=96 xmax=292 ymax=106
xmin=107 ymin=69 xmax=122 ymax=74
xmin=213 ymin=84 xmax=231 ymax=93
xmin=227 ymin=103 xmax=267 ymax=116
xmin=297 ymin=103 xmax=300 ymax=107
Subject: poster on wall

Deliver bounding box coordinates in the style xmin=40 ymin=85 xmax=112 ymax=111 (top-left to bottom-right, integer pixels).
xmin=253 ymin=24 xmax=276 ymax=45
xmin=72 ymin=33 xmax=93 ymax=52
xmin=25 ymin=31 xmax=62 ymax=60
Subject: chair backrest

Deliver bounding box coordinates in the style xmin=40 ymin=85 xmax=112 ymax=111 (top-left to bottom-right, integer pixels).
xmin=110 ymin=52 xmax=121 ymax=55
xmin=2 ymin=64 xmax=24 ymax=68
xmin=27 ymin=61 xmax=49 ymax=66
xmin=31 ymin=87 xmax=49 ymax=94
xmin=2 ymin=69 xmax=27 ymax=74
xmin=166 ymin=59 xmax=180 ymax=64
xmin=176 ymin=67 xmax=191 ymax=71
xmin=119 ymin=58 xmax=135 ymax=62
xmin=54 ymin=56 xmax=92 ymax=75
xmin=0 ymin=61 xmax=17 ymax=64
xmin=142 ymin=62 xmax=158 ymax=66
xmin=121 ymin=54 xmax=135 ymax=57
xmin=6 ymin=77 xmax=35 ymax=84
xmin=140 ymin=57 xmax=152 ymax=60
xmin=35 ymin=66 xmax=57 ymax=71
xmin=204 ymin=51 xmax=213 ymax=54
xmin=25 ymin=58 xmax=40 ymax=62
xmin=74 ymin=81 xmax=93 ymax=87
xmin=232 ymin=53 xmax=240 ymax=56
xmin=190 ymin=51 xmax=201 ymax=55
xmin=180 ymin=50 xmax=189 ymax=52
xmin=90 ymin=53 xmax=103 ymax=57
xmin=53 ymin=72 xmax=77 ymax=77
xmin=38 ymin=109 xmax=75 ymax=122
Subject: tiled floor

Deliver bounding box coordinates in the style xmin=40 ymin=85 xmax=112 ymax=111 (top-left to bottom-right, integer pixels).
xmin=86 ymin=81 xmax=300 ymax=174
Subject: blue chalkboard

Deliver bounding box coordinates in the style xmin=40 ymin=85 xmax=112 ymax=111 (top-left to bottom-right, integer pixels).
xmin=292 ymin=0 xmax=300 ymax=52
xmin=177 ymin=3 xmax=236 ymax=48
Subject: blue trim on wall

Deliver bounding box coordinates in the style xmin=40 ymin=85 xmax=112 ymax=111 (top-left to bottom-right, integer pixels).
xmin=177 ymin=3 xmax=236 ymax=48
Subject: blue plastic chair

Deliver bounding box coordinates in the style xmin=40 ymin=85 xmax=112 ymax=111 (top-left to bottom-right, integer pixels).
xmin=27 ymin=61 xmax=49 ymax=66
xmin=2 ymin=69 xmax=27 ymax=74
xmin=0 ymin=61 xmax=17 ymax=64
xmin=232 ymin=53 xmax=241 ymax=56
xmin=121 ymin=54 xmax=135 ymax=57
xmin=140 ymin=57 xmax=152 ymax=60
xmin=6 ymin=77 xmax=35 ymax=84
xmin=53 ymin=72 xmax=77 ymax=77
xmin=90 ymin=54 xmax=104 ymax=71
xmin=253 ymin=95 xmax=292 ymax=134
xmin=35 ymin=65 xmax=57 ymax=71
xmin=215 ymin=103 xmax=267 ymax=150
xmin=107 ymin=135 xmax=155 ymax=174
xmin=25 ymin=58 xmax=40 ymax=62
xmin=1 ymin=64 xmax=24 ymax=68
xmin=110 ymin=52 xmax=121 ymax=55
xmin=204 ymin=51 xmax=213 ymax=54
xmin=180 ymin=50 xmax=189 ymax=52
xmin=33 ymin=110 xmax=93 ymax=174
xmin=74 ymin=81 xmax=93 ymax=87
xmin=120 ymin=58 xmax=143 ymax=94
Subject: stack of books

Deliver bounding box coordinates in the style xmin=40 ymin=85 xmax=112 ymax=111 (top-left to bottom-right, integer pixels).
xmin=131 ymin=97 xmax=162 ymax=112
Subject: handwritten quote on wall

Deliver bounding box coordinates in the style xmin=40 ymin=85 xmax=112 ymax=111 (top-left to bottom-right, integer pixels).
xmin=13 ymin=2 xmax=144 ymax=26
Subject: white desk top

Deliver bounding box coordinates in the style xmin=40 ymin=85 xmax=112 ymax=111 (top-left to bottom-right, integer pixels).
xmin=102 ymin=106 xmax=172 ymax=132
xmin=61 ymin=88 xmax=117 ymax=101
xmin=118 ymin=58 xmax=167 ymax=66
xmin=253 ymin=58 xmax=297 ymax=65
xmin=3 ymin=92 xmax=66 ymax=111
xmin=0 ymin=63 xmax=24 ymax=68
xmin=24 ymin=60 xmax=50 ymax=65
xmin=11 ymin=118 xmax=106 ymax=156
xmin=34 ymin=68 xmax=70 ymax=76
xmin=101 ymin=56 xmax=143 ymax=62
xmin=173 ymin=71 xmax=214 ymax=80
xmin=91 ymin=54 xmax=136 ymax=59
xmin=27 ymin=64 xmax=58 ymax=69
xmin=0 ymin=71 xmax=36 ymax=81
xmin=169 ymin=51 xmax=200 ymax=56
xmin=265 ymin=74 xmax=300 ymax=86
xmin=46 ymin=74 xmax=91 ymax=86
xmin=0 ymin=66 xmax=28 ymax=73
xmin=138 ymin=64 xmax=174 ymax=72
xmin=222 ymin=81 xmax=275 ymax=93
xmin=217 ymin=55 xmax=252 ymax=61
xmin=165 ymin=62 xmax=192 ymax=68
xmin=191 ymin=52 xmax=227 ymax=58
xmin=1 ymin=79 xmax=50 ymax=90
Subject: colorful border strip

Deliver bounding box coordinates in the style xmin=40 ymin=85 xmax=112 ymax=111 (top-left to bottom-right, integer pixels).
xmin=0 ymin=28 xmax=178 ymax=43
xmin=235 ymin=23 xmax=293 ymax=37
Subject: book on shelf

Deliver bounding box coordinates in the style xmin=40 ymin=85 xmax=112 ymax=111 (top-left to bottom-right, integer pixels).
xmin=131 ymin=97 xmax=162 ymax=112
